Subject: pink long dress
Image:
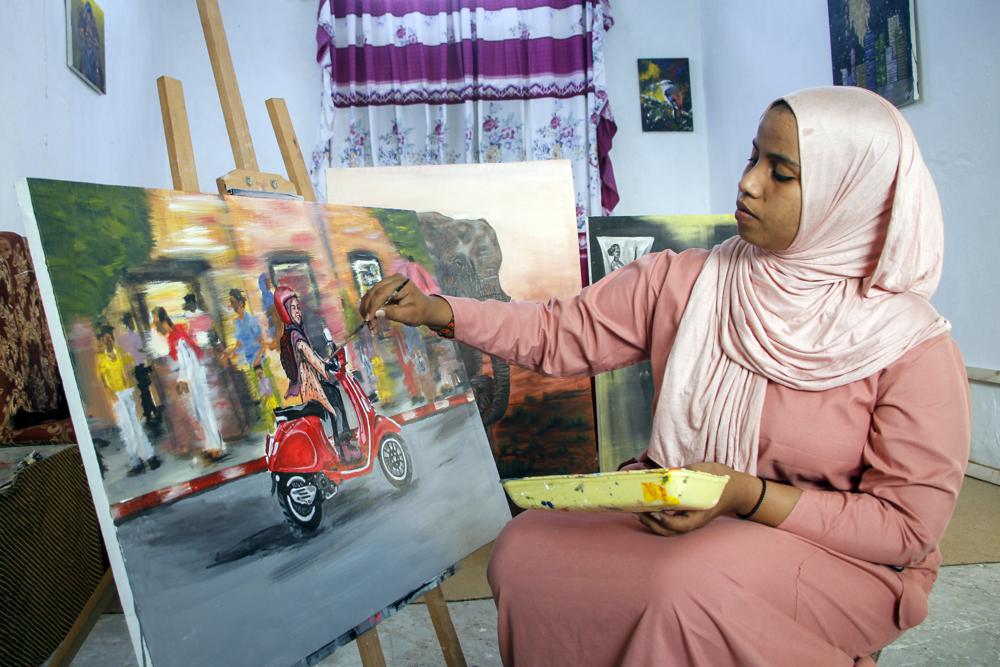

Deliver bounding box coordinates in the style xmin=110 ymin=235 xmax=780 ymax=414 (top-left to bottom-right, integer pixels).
xmin=443 ymin=249 xmax=971 ymax=666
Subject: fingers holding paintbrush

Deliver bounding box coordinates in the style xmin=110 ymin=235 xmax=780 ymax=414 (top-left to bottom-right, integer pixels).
xmin=358 ymin=273 xmax=454 ymax=331
xmin=359 ymin=274 xmax=410 ymax=326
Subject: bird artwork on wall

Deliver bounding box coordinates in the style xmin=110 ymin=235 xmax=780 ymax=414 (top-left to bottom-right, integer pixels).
xmin=637 ymin=58 xmax=693 ymax=132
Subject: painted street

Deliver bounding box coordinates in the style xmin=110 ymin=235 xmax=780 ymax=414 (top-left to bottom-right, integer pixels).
xmin=114 ymin=403 xmax=509 ymax=667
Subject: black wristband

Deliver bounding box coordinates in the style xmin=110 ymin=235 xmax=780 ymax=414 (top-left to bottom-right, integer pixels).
xmin=736 ymin=477 xmax=767 ymax=520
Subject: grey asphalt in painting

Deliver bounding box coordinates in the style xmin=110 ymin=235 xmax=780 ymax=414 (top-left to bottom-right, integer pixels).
xmin=114 ymin=402 xmax=510 ymax=667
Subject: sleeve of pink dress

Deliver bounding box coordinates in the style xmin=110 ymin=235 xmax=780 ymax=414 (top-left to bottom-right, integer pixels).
xmin=442 ymin=249 xmax=685 ymax=377
xmin=777 ymin=334 xmax=971 ymax=566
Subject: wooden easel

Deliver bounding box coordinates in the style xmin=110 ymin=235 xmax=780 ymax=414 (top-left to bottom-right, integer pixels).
xmin=51 ymin=1 xmax=468 ymax=665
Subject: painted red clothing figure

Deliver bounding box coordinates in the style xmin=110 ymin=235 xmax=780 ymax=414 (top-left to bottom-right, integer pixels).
xmin=166 ymin=322 xmax=202 ymax=362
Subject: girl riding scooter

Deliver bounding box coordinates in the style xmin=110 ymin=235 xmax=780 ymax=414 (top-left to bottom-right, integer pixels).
xmin=275 ymin=286 xmax=359 ymax=462
xmin=267 ymin=286 xmax=413 ymax=534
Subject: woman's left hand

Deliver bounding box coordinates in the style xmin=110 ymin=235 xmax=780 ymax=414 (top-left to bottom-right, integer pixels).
xmin=634 ymin=462 xmax=761 ymax=537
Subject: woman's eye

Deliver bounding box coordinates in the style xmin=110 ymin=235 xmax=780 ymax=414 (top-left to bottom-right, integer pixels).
xmin=774 ymin=172 xmax=794 ymax=183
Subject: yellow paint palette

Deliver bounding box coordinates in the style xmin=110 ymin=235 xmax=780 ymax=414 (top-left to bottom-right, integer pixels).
xmin=502 ymin=468 xmax=729 ymax=513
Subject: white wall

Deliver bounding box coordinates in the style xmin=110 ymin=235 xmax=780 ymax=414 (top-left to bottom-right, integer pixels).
xmin=971 ymin=384 xmax=1000 ymax=470
xmin=1 ymin=0 xmax=319 ymax=235
xmin=698 ymin=0 xmax=1000 ymax=474
xmin=153 ymin=0 xmax=320 ymax=196
xmin=603 ymin=0 xmax=710 ymax=215
xmin=701 ymin=0 xmax=832 ymax=214
xmin=905 ymin=0 xmax=1000 ymax=476
xmin=2 ymin=0 xmax=167 ymax=234
xmin=900 ymin=0 xmax=1000 ymax=372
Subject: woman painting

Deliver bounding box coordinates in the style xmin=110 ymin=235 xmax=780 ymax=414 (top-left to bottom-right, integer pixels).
xmin=359 ymin=86 xmax=970 ymax=665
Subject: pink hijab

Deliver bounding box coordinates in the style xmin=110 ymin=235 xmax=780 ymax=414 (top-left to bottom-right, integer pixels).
xmin=650 ymin=86 xmax=950 ymax=474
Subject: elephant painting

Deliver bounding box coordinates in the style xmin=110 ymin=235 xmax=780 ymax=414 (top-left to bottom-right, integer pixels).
xmin=417 ymin=212 xmax=511 ymax=451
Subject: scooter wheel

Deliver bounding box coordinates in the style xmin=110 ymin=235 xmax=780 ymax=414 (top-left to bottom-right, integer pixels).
xmin=378 ymin=433 xmax=413 ymax=488
xmin=276 ymin=473 xmax=323 ymax=534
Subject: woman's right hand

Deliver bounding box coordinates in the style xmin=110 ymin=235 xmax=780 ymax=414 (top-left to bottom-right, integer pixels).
xmin=359 ymin=274 xmax=454 ymax=331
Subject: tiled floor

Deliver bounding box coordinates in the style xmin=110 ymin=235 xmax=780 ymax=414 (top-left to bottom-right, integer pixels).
xmin=59 ymin=562 xmax=1000 ymax=666
xmin=878 ymin=563 xmax=1000 ymax=666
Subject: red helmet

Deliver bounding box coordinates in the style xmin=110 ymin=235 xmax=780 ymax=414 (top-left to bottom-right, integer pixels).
xmin=273 ymin=286 xmax=298 ymax=325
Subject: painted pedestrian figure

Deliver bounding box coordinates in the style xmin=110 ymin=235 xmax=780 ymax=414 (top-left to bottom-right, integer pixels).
xmin=119 ymin=313 xmax=159 ymax=425
xmin=275 ymin=286 xmax=355 ymax=458
xmin=607 ymin=243 xmax=625 ymax=272
xmin=95 ymin=324 xmax=159 ymax=475
xmin=153 ymin=307 xmax=226 ymax=462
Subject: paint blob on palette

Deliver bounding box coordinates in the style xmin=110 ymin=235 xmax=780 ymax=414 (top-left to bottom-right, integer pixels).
xmin=502 ymin=468 xmax=730 ymax=513
xmin=19 ymin=179 xmax=509 ymax=667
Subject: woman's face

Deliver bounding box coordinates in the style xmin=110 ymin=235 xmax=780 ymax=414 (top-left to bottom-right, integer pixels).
xmin=288 ymin=298 xmax=302 ymax=325
xmin=735 ymin=105 xmax=802 ymax=252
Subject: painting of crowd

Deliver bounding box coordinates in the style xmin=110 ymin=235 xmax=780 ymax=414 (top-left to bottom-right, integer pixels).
xmin=30 ymin=182 xmax=468 ymax=502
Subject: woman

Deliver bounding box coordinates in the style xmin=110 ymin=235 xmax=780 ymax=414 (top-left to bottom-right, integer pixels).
xmin=359 ymin=86 xmax=970 ymax=665
xmin=275 ymin=286 xmax=337 ymax=417
xmin=275 ymin=287 xmax=353 ymax=450
xmin=153 ymin=307 xmax=226 ymax=461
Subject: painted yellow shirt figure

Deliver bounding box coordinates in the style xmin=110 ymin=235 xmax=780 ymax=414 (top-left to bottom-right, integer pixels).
xmin=371 ymin=355 xmax=394 ymax=405
xmin=96 ymin=346 xmax=134 ymax=394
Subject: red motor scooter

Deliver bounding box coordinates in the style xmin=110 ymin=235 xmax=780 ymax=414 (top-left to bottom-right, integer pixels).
xmin=264 ymin=345 xmax=413 ymax=534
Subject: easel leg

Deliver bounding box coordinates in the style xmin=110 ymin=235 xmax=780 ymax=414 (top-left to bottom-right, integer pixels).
xmin=49 ymin=568 xmax=117 ymax=667
xmin=356 ymin=627 xmax=388 ymax=667
xmin=424 ymin=586 xmax=468 ymax=667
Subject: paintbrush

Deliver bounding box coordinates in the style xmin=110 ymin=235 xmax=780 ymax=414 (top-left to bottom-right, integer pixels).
xmin=374 ymin=278 xmax=410 ymax=319
xmin=332 ymin=278 xmax=412 ymax=350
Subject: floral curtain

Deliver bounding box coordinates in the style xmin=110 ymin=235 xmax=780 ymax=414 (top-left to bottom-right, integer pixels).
xmin=312 ymin=0 xmax=618 ymax=263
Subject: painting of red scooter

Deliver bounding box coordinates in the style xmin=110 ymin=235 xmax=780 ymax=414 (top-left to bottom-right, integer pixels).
xmin=265 ymin=286 xmax=413 ymax=534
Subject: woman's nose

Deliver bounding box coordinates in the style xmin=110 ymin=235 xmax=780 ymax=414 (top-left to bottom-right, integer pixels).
xmin=739 ymin=166 xmax=762 ymax=199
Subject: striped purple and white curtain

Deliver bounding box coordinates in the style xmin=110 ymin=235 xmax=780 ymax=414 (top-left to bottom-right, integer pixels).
xmin=311 ymin=0 xmax=619 ymax=254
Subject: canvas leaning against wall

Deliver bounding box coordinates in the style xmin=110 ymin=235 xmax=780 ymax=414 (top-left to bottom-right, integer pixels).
xmin=328 ymin=161 xmax=598 ymax=479
xmin=587 ymin=215 xmax=737 ymax=472
xmin=18 ymin=179 xmax=509 ymax=667
xmin=827 ymin=0 xmax=919 ymax=106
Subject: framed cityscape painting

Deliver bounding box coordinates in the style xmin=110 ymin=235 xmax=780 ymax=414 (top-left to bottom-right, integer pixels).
xmin=827 ymin=0 xmax=919 ymax=106
xmin=637 ymin=58 xmax=692 ymax=132
xmin=66 ymin=0 xmax=106 ymax=94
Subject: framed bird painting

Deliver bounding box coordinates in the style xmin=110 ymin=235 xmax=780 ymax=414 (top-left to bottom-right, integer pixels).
xmin=637 ymin=58 xmax=692 ymax=132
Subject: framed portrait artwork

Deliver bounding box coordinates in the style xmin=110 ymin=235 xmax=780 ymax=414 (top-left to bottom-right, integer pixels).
xmin=587 ymin=215 xmax=737 ymax=471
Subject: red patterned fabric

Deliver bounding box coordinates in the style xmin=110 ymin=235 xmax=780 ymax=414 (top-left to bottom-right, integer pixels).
xmin=0 ymin=233 xmax=75 ymax=444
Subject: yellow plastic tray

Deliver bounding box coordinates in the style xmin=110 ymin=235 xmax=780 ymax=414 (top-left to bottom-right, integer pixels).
xmin=502 ymin=468 xmax=729 ymax=513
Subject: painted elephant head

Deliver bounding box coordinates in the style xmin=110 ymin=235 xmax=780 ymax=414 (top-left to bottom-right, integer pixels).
xmin=417 ymin=212 xmax=511 ymax=428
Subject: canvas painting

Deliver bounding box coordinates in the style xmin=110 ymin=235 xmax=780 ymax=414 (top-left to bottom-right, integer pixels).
xmin=637 ymin=58 xmax=692 ymax=131
xmin=328 ymin=161 xmax=598 ymax=479
xmin=66 ymin=0 xmax=106 ymax=94
xmin=587 ymin=215 xmax=737 ymax=471
xmin=18 ymin=179 xmax=509 ymax=666
xmin=827 ymin=0 xmax=919 ymax=107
